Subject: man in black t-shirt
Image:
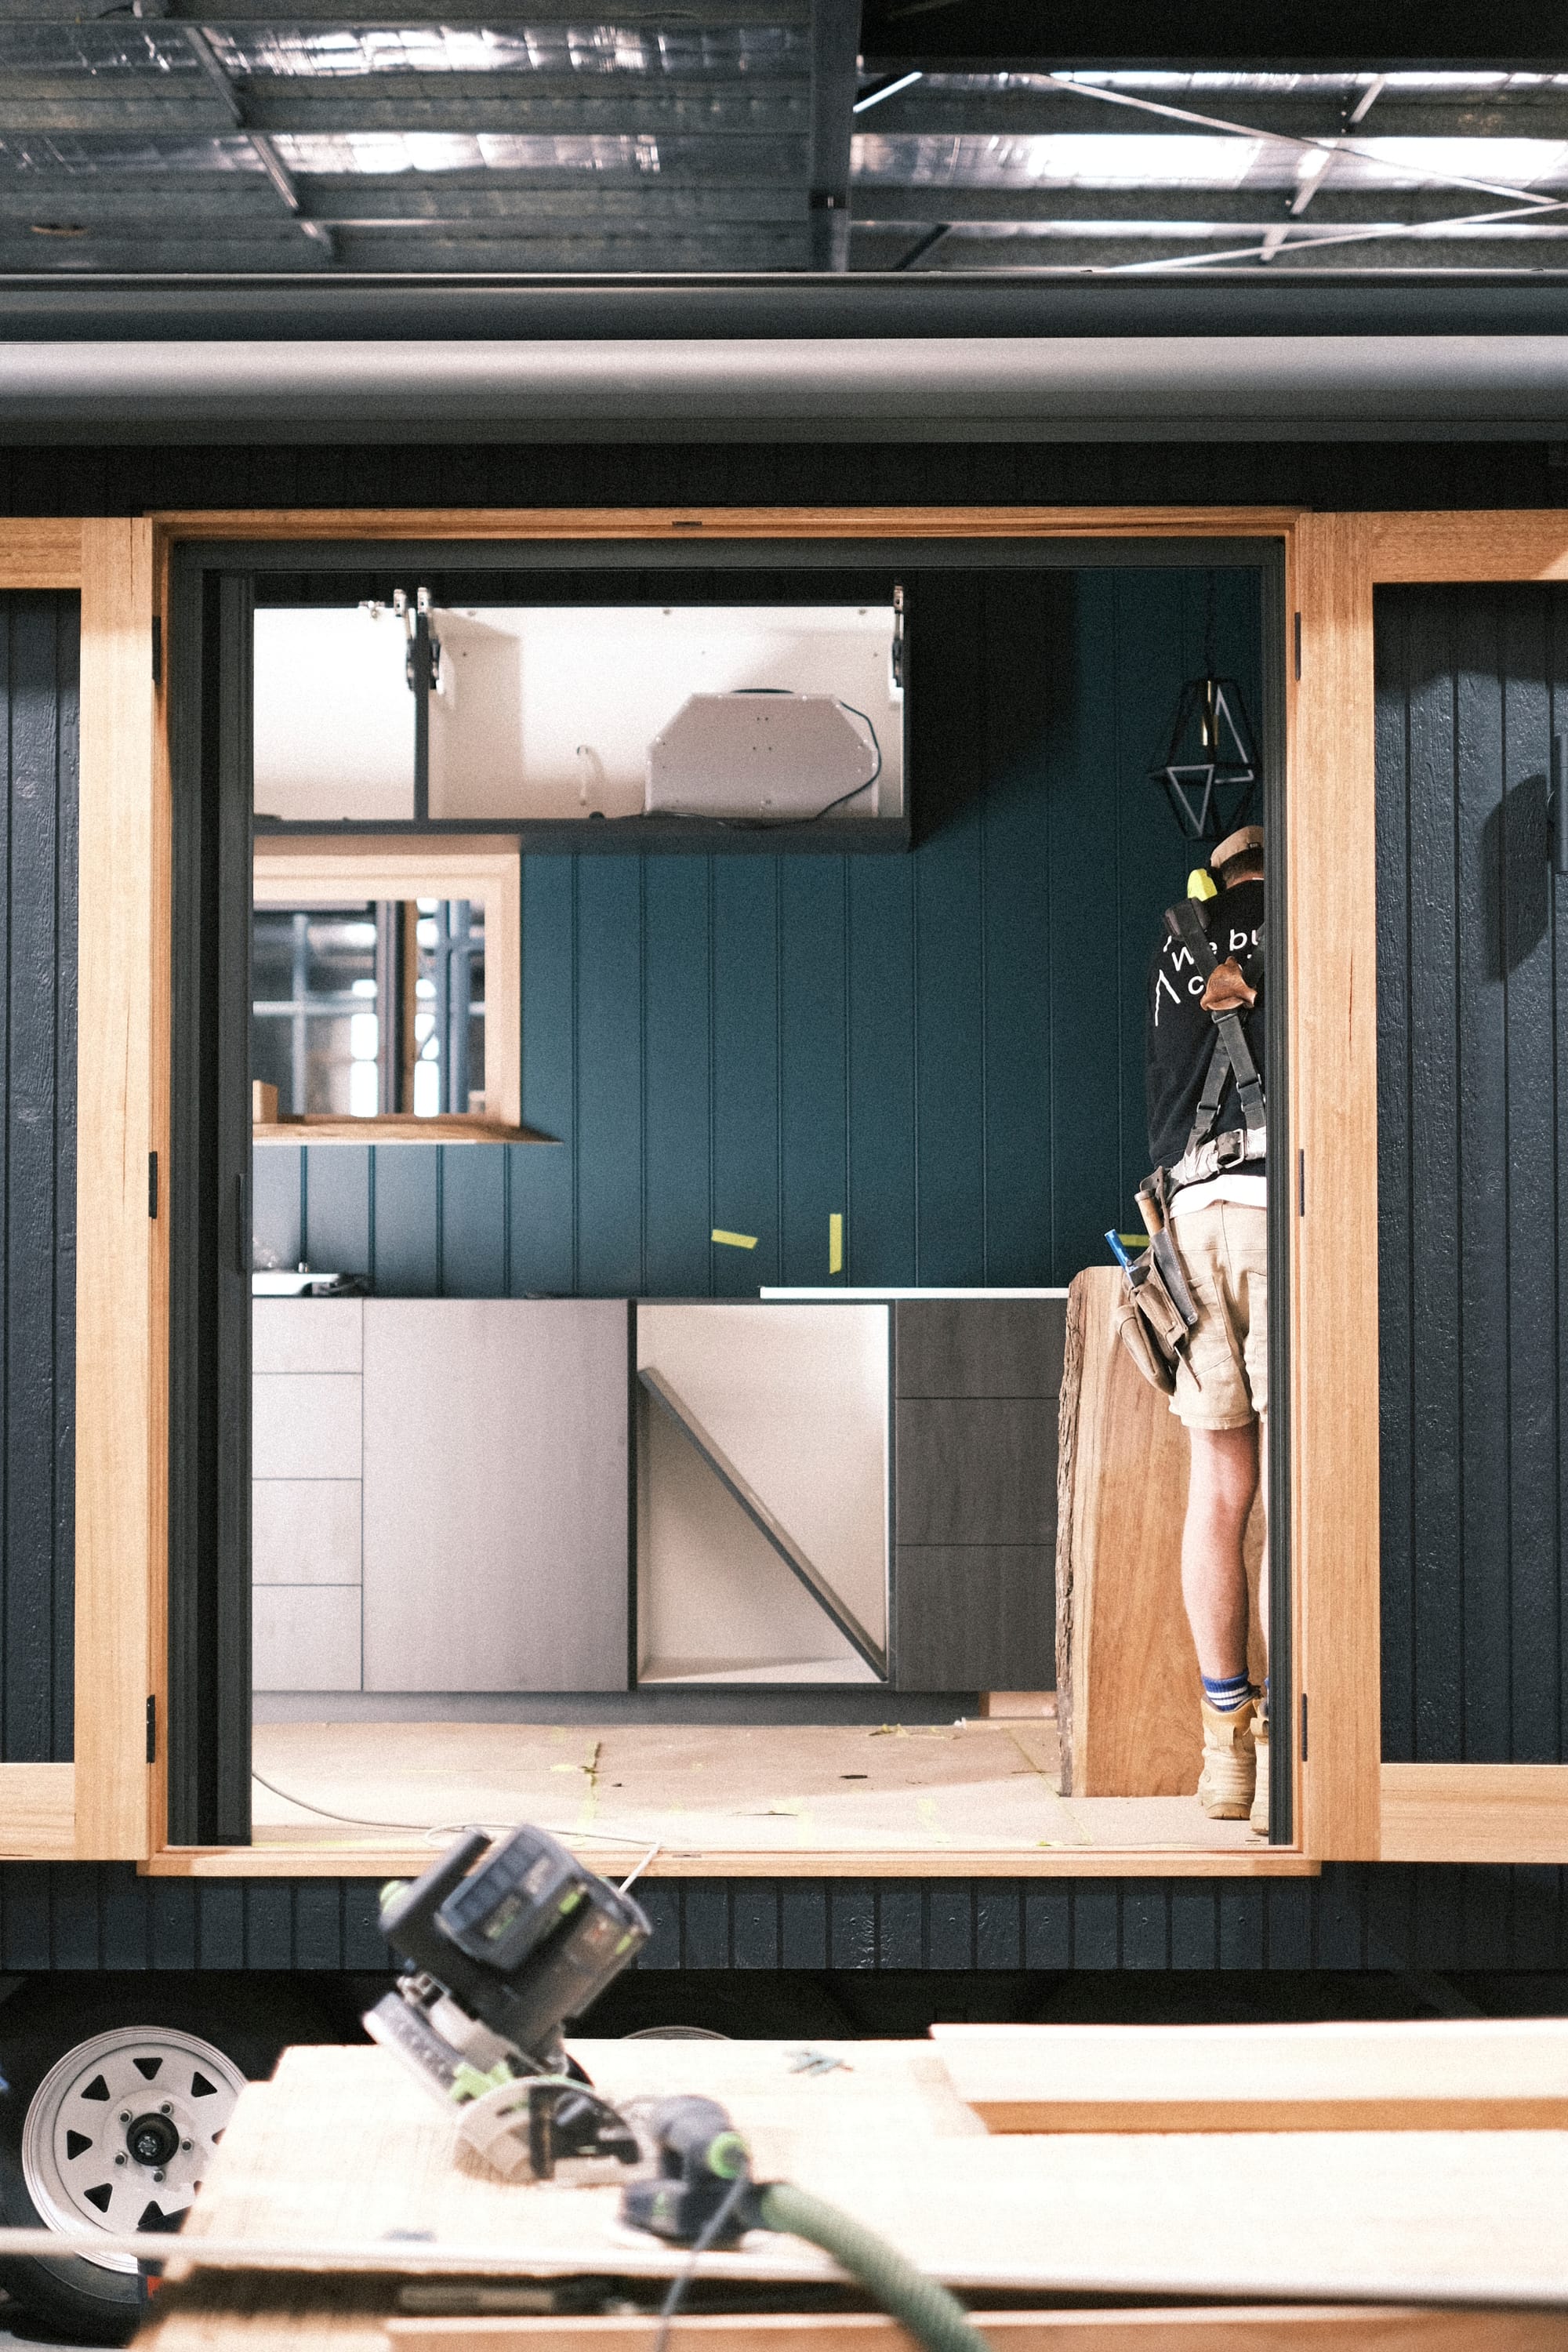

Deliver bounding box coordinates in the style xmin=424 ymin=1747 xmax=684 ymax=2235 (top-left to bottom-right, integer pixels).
xmin=1145 ymin=825 xmax=1268 ymax=1834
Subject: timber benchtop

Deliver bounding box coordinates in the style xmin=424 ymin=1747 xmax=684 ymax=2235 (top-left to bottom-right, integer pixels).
xmin=123 ymin=2028 xmax=1568 ymax=2321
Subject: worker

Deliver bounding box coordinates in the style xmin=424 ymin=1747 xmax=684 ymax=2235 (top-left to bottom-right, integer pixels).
xmin=1144 ymin=823 xmax=1268 ymax=1834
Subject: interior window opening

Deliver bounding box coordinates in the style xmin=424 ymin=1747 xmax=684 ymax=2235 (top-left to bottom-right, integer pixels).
xmin=190 ymin=550 xmax=1289 ymax=1872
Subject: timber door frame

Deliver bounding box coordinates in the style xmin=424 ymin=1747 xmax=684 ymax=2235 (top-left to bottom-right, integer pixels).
xmin=0 ymin=519 xmax=157 ymax=1860
xmin=1313 ymin=510 xmax=1568 ymax=1867
xmin=72 ymin=505 xmax=1334 ymax=1878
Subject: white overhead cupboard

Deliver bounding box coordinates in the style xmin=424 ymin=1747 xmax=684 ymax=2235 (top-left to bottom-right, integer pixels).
xmin=250 ymin=1294 xmax=1062 ymax=1699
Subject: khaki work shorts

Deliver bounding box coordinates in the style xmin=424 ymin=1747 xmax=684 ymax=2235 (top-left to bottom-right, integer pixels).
xmin=1168 ymin=1201 xmax=1268 ymax=1432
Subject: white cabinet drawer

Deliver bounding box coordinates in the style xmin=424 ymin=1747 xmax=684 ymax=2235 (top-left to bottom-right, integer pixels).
xmin=252 ymin=1480 xmax=361 ymax=1587
xmin=253 ymin=1298 xmax=363 ymax=1374
xmin=252 ymin=1374 xmax=361 ymax=1479
xmin=252 ymin=1586 xmax=361 ymax=1691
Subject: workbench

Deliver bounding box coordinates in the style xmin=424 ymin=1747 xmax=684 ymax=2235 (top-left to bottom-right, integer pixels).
xmin=132 ymin=2032 xmax=1568 ymax=2351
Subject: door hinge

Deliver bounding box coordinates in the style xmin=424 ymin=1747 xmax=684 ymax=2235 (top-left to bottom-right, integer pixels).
xmin=1293 ymin=610 xmax=1301 ymax=681
xmin=148 ymin=1149 xmax=158 ymax=1219
xmin=151 ymin=615 xmax=162 ymax=687
xmin=1298 ymin=1148 xmax=1306 ymax=1217
xmin=1300 ymin=1692 xmax=1309 ymax=1763
xmin=146 ymin=1694 xmax=157 ymax=1766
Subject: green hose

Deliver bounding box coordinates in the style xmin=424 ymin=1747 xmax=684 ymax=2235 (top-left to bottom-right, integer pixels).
xmin=755 ymin=2181 xmax=990 ymax=2352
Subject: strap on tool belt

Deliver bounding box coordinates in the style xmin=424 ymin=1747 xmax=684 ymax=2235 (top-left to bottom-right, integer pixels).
xmin=1163 ymin=898 xmax=1266 ymax=1191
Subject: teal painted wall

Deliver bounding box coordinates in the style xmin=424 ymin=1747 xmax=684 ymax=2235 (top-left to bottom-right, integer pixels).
xmin=252 ymin=566 xmax=1263 ymax=1295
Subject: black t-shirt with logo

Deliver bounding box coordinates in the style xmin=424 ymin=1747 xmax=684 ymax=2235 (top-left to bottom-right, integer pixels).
xmin=1144 ymin=877 xmax=1266 ymax=1180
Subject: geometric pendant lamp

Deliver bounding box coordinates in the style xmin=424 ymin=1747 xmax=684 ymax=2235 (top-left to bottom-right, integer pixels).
xmin=1147 ymin=675 xmax=1260 ymax=842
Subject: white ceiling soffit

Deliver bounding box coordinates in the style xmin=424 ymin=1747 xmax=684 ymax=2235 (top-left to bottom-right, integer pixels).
xmin=5 ymin=334 xmax=1568 ymax=442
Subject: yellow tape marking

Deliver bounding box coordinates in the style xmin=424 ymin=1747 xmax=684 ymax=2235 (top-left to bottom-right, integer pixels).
xmin=711 ymin=1229 xmax=757 ymax=1250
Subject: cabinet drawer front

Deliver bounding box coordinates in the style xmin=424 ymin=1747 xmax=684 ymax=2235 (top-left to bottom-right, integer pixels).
xmin=894 ymin=1546 xmax=1054 ymax=1691
xmin=894 ymin=1301 xmax=1066 ymax=1399
xmin=253 ymin=1298 xmax=363 ymax=1374
xmin=252 ymin=1586 xmax=361 ymax=1691
xmin=252 ymin=1480 xmax=361 ymax=1587
xmin=252 ymin=1374 xmax=362 ymax=1480
xmin=895 ymin=1399 xmax=1057 ymax=1545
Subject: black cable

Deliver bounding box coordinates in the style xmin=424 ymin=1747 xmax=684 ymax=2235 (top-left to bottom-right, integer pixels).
xmin=649 ymin=2169 xmax=753 ymax=2352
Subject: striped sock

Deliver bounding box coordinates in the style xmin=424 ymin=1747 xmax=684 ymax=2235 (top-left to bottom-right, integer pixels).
xmin=1201 ymin=1671 xmax=1254 ymax=1714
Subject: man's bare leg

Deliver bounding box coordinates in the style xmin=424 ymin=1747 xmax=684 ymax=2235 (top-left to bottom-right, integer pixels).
xmin=1182 ymin=1421 xmax=1258 ymax=1682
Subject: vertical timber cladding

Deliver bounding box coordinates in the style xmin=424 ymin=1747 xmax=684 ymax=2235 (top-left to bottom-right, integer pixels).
xmin=1376 ymin=583 xmax=1568 ymax=1766
xmin=0 ymin=593 xmax=78 ymax=1763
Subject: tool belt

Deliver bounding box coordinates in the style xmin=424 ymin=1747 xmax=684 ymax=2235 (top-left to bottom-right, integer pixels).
xmin=1115 ymin=898 xmax=1265 ymax=1393
xmin=1114 ymin=1168 xmax=1200 ymax=1395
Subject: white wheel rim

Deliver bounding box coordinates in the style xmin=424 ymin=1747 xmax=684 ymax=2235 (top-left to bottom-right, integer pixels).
xmin=21 ymin=2027 xmax=245 ymax=2273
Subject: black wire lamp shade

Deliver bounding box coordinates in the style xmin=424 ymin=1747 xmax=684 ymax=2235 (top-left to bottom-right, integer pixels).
xmin=1147 ymin=675 xmax=1260 ymax=843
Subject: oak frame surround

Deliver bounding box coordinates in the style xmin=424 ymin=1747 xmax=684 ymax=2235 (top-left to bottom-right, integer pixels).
xmin=11 ymin=499 xmax=1523 ymax=1878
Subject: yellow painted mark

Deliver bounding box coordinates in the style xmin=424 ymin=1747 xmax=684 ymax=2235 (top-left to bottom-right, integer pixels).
xmin=711 ymin=1229 xmax=757 ymax=1250
xmin=915 ymin=1797 xmax=952 ymax=1847
xmin=829 ymin=1211 xmax=843 ymax=1274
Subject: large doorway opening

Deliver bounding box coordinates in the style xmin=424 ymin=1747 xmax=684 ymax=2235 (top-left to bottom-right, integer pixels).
xmin=165 ymin=528 xmax=1292 ymax=1869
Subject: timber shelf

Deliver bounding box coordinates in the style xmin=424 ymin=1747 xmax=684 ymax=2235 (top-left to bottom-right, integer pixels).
xmin=252 ymin=1115 xmax=557 ymax=1145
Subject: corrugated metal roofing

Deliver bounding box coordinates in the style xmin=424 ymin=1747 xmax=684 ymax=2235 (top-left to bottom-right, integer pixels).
xmin=0 ymin=25 xmax=1566 ymax=276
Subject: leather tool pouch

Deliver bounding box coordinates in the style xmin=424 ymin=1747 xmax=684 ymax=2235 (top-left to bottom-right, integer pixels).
xmin=1113 ymin=1194 xmax=1202 ymax=1395
xmin=1114 ymin=1253 xmax=1188 ymax=1394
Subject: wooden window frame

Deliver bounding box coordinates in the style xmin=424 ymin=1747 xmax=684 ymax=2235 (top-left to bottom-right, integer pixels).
xmin=13 ymin=503 xmax=1385 ymax=1878
xmin=251 ymin=833 xmax=524 ymax=1135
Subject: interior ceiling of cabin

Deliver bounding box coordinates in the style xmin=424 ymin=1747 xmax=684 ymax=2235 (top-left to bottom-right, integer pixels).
xmin=2 ymin=5 xmax=1566 ymax=279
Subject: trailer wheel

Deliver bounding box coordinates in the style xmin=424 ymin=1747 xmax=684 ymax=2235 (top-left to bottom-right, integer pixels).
xmin=0 ymin=1984 xmax=330 ymax=2344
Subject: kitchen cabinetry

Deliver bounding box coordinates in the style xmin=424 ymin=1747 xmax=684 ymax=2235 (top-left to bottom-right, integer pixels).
xmin=252 ymin=1299 xmax=629 ymax=1695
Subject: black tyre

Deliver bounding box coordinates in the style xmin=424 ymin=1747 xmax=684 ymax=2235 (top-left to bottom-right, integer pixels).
xmin=0 ymin=1980 xmax=332 ymax=2345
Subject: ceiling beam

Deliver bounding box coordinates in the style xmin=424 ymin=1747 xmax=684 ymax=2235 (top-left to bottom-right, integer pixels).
xmin=850 ymin=187 xmax=1568 ymax=227
xmin=0 ymin=82 xmax=813 ymax=136
xmin=853 ymin=88 xmax=1568 ymax=143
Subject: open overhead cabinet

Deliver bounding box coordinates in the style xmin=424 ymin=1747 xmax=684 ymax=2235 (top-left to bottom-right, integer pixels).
xmin=27 ymin=499 xmax=1561 ymax=1878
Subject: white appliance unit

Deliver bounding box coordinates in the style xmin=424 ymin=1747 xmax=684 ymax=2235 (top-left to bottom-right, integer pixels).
xmin=646 ymin=689 xmax=882 ymax=822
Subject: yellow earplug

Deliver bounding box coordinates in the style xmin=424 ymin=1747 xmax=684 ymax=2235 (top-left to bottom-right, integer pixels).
xmin=1188 ymin=868 xmax=1218 ymax=902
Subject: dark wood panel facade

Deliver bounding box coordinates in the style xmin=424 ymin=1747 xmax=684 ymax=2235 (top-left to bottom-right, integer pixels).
xmin=0 ymin=592 xmax=77 ymax=1766
xmin=1376 ymin=583 xmax=1568 ymax=1765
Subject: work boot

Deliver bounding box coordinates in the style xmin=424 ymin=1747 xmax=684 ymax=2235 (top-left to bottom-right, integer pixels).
xmin=1197 ymin=1695 xmax=1256 ymax=1820
xmin=1250 ymin=1713 xmax=1269 ymax=1838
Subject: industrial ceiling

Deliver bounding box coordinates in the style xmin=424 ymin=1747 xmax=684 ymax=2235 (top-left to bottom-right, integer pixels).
xmin=4 ymin=3 xmax=1568 ymax=280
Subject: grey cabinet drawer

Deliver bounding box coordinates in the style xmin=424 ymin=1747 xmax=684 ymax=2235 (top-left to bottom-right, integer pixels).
xmin=894 ymin=1301 xmax=1065 ymax=1399
xmin=253 ymin=1480 xmax=361 ymax=1587
xmin=253 ymin=1586 xmax=361 ymax=1691
xmin=362 ymin=1300 xmax=630 ymax=1693
xmin=895 ymin=1398 xmax=1057 ymax=1546
xmin=253 ymin=1298 xmax=363 ymax=1374
xmin=893 ymin=1546 xmax=1054 ymax=1691
xmin=252 ymin=1374 xmax=362 ymax=1480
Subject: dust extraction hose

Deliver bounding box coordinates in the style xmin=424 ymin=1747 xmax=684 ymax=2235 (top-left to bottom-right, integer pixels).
xmin=755 ymin=2182 xmax=990 ymax=2352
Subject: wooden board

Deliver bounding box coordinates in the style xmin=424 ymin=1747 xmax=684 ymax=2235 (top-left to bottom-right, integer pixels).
xmin=932 ymin=2021 xmax=1568 ymax=2134
xmin=385 ymin=2314 xmax=1568 ymax=2352
xmin=141 ymin=2278 xmax=1568 ymax=2352
xmin=134 ymin=2040 xmax=1568 ymax=2309
xmin=1055 ymin=1270 xmax=1264 ymax=1800
xmin=1380 ymin=1765 xmax=1568 ymax=1864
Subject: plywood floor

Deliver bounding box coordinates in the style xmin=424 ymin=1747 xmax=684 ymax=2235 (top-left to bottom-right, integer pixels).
xmin=249 ymin=1717 xmax=1257 ymax=1859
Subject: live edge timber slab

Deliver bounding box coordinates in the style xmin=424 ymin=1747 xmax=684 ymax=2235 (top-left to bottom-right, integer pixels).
xmin=134 ymin=2041 xmax=1568 ymax=2315
xmin=931 ymin=2021 xmax=1568 ymax=2135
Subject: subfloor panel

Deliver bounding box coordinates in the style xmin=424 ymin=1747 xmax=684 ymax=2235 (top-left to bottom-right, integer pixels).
xmin=249 ymin=1718 xmax=1258 ymax=1860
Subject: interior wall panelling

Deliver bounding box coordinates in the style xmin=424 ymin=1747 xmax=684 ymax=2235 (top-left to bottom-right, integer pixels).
xmin=2 ymin=1862 xmax=1568 ymax=1975
xmin=252 ymin=568 xmax=1263 ymax=1298
xmin=1376 ymin=584 xmax=1568 ymax=1765
xmin=0 ymin=593 xmax=76 ymax=1763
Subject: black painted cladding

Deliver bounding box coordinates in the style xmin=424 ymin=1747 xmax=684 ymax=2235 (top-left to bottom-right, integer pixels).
xmin=0 ymin=1866 xmax=1564 ymax=1974
xmin=0 ymin=441 xmax=1563 ymax=521
xmin=1376 ymin=586 xmax=1568 ymax=1764
xmin=0 ymin=593 xmax=76 ymax=1766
